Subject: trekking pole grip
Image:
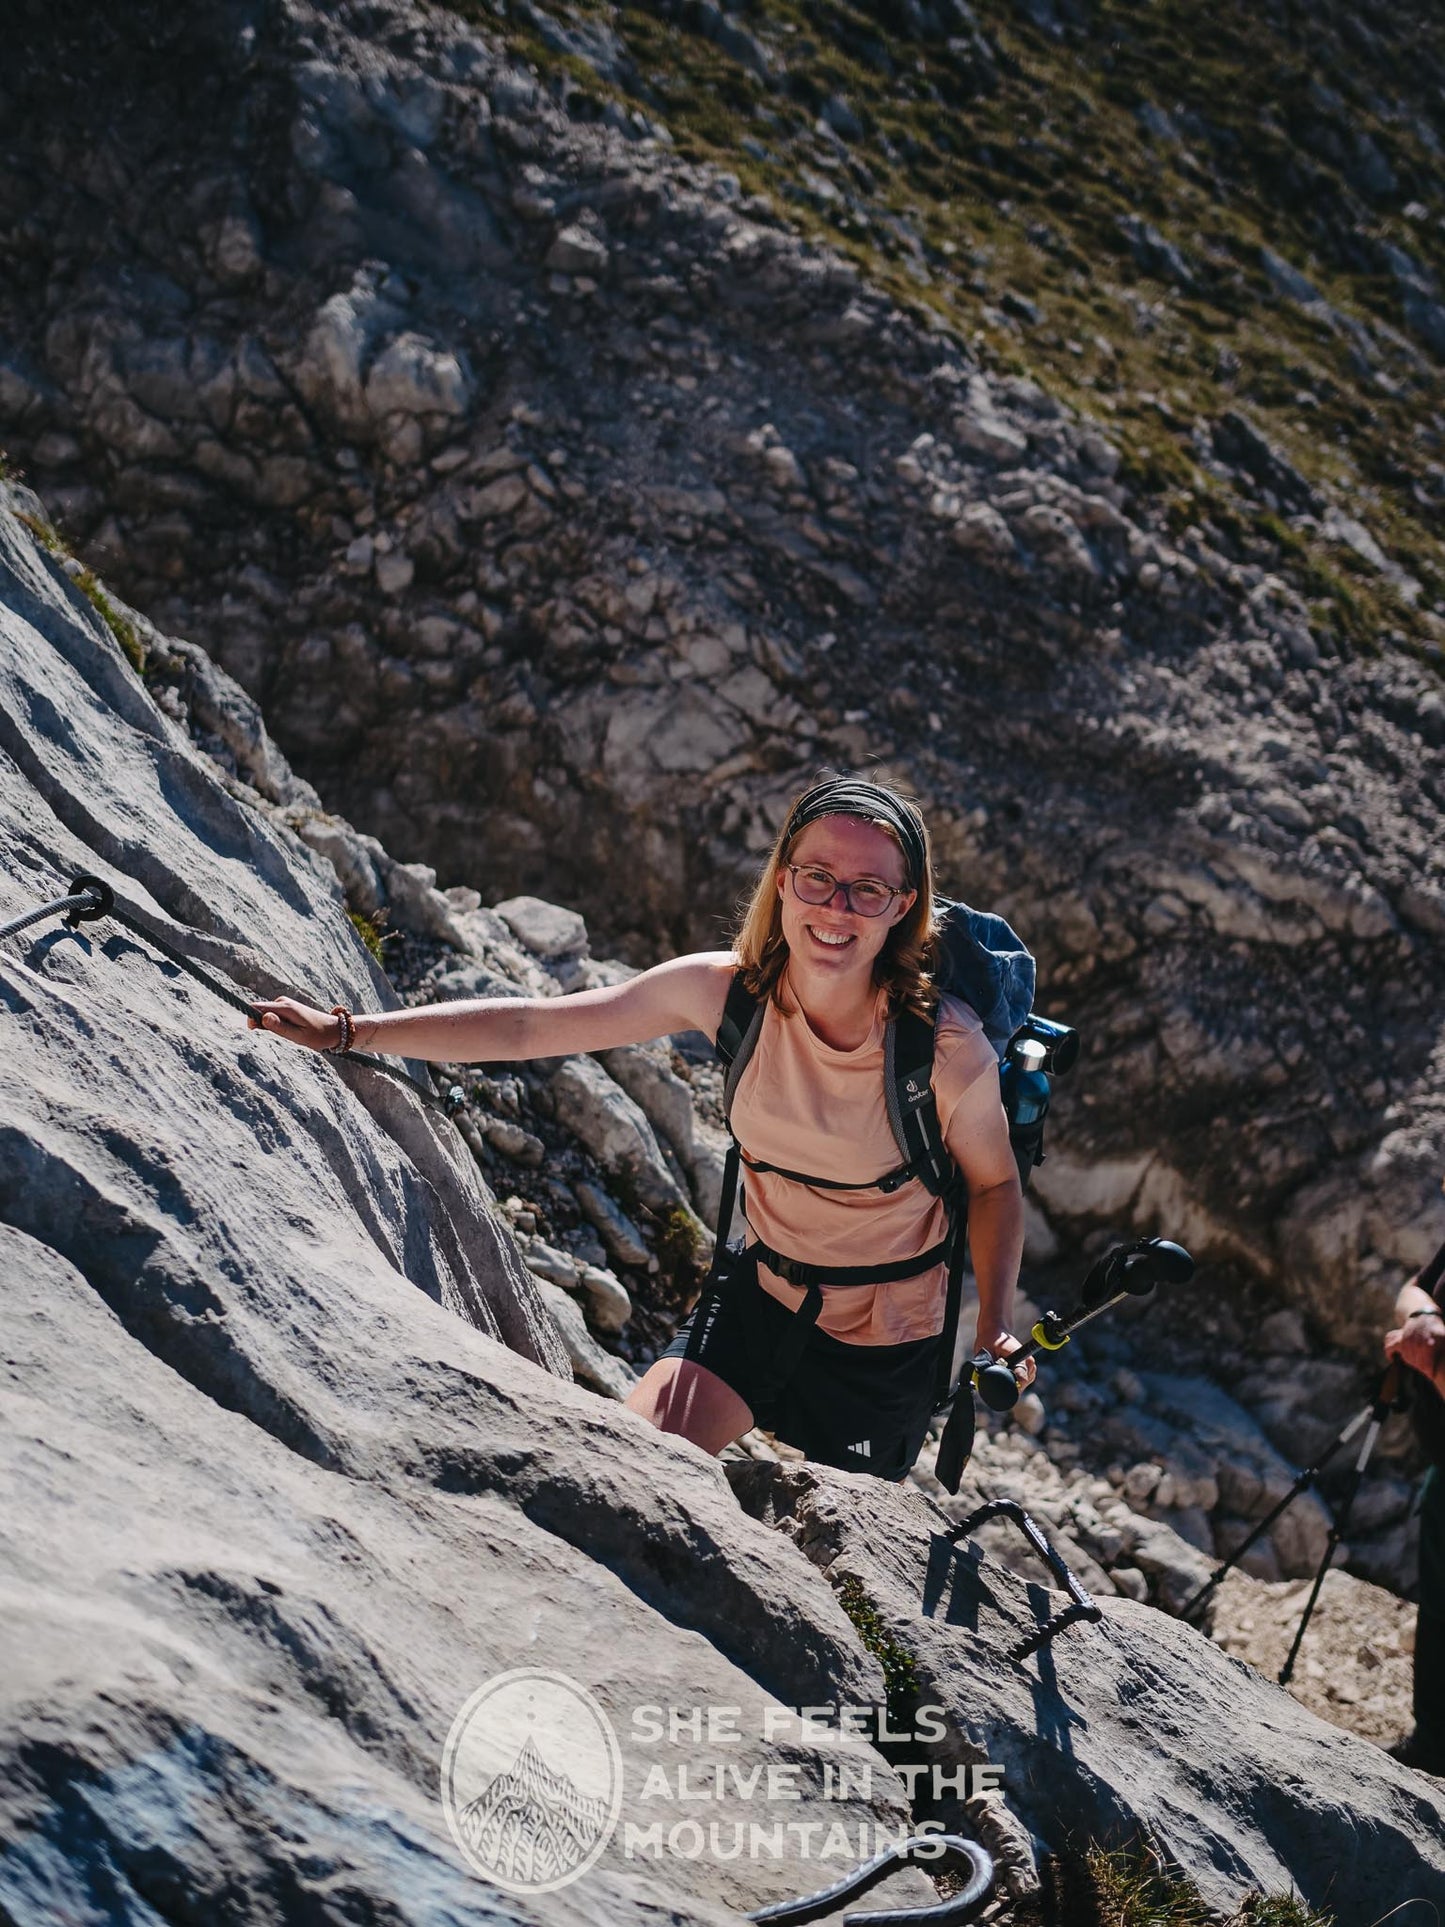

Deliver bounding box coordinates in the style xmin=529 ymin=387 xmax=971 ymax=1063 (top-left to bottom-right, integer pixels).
xmin=973 ymin=1348 xmax=1023 ymax=1412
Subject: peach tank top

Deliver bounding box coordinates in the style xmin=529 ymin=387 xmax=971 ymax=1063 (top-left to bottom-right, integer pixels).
xmin=729 ymin=975 xmax=998 ymax=1345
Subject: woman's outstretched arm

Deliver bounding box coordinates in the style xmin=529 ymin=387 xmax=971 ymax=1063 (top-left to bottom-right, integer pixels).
xmin=248 ymin=950 xmax=736 ymax=1063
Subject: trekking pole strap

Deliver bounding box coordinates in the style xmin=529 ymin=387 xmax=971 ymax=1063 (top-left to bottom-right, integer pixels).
xmin=933 ymin=1394 xmax=973 ymax=1496
xmin=926 ymin=1193 xmax=973 ymax=1493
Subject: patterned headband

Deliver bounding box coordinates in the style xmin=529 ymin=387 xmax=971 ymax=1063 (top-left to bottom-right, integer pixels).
xmin=782 ymin=779 xmax=928 ymax=888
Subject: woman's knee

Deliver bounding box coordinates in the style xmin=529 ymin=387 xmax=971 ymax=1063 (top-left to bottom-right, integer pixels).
xmin=624 ymin=1357 xmax=752 ymax=1455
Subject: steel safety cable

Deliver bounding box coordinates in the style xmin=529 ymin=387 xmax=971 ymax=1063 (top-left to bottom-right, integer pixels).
xmin=0 ymin=871 xmax=464 ymax=1121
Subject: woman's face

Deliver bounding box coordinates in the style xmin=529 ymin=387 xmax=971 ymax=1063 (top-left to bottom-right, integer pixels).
xmin=776 ymin=814 xmax=917 ymax=983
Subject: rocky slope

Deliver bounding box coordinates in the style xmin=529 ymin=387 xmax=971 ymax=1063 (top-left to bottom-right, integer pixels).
xmin=0 ymin=484 xmax=930 ymax=1924
xmin=3 ymin=0 xmax=1445 ymax=1374
xmin=6 ymin=487 xmax=1445 ymax=1921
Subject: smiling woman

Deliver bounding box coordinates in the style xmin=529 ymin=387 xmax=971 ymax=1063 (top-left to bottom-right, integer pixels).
xmin=246 ymin=774 xmax=1030 ymax=1486
xmin=638 ymin=777 xmax=1028 ymax=1482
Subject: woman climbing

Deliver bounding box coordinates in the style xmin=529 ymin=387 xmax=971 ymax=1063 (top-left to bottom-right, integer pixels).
xmin=247 ymin=776 xmax=1033 ymax=1484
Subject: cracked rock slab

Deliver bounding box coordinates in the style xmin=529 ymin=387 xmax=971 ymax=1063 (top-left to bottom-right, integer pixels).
xmin=727 ymin=1460 xmax=1445 ymax=1919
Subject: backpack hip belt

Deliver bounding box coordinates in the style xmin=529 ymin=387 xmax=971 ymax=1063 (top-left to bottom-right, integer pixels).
xmin=748 ymin=1230 xmax=956 ymax=1292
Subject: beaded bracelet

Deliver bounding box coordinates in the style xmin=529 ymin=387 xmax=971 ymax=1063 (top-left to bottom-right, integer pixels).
xmin=327 ymin=1004 xmax=355 ymax=1055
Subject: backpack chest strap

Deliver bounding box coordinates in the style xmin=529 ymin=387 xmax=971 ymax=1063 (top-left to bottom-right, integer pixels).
xmin=739 ymin=1147 xmax=928 ymax=1196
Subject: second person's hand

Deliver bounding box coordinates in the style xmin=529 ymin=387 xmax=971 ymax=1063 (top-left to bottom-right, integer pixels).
xmin=1385 ymin=1310 xmax=1445 ymax=1382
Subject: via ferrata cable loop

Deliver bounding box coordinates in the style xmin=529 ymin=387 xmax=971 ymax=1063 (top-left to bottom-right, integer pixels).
xmin=0 ymin=876 xmax=110 ymax=944
xmin=746 ymin=1833 xmax=994 ymax=1926
xmin=0 ymin=871 xmax=465 ymax=1124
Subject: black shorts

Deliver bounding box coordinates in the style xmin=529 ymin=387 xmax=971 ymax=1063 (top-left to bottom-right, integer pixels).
xmin=660 ymin=1249 xmax=942 ymax=1483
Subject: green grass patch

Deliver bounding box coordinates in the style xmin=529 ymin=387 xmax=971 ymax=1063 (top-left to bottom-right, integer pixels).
xmin=834 ymin=1573 xmax=919 ymax=1729
xmin=652 ymin=1200 xmax=710 ymax=1279
xmin=440 ymin=0 xmax=1445 ymax=650
xmin=17 ymin=511 xmax=146 ymax=675
xmin=348 ymin=907 xmax=390 ymax=965
xmin=74 ymin=571 xmax=145 ymax=676
xmin=1231 ymin=1899 xmax=1333 ymax=1927
xmin=1078 ymin=1837 xmax=1334 ymax=1927
xmin=1084 ymin=1838 xmax=1215 ymax=1926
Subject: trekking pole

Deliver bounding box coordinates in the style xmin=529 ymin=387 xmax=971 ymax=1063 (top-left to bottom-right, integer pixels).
xmin=1178 ymin=1361 xmax=1405 ymax=1684
xmin=969 ymin=1235 xmax=1196 ymax=1414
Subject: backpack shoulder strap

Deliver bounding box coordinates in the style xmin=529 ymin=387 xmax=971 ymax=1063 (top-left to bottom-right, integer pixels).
xmin=886 ymin=1005 xmax=973 ymax=1460
xmin=883 ymin=1006 xmax=954 ymax=1199
xmin=706 ymin=971 xmax=764 ymax=1263
xmin=717 ymin=970 xmax=766 ymax=1123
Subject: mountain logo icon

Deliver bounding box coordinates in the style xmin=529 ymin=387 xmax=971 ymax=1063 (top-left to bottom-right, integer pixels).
xmin=440 ymin=1668 xmax=622 ymax=1892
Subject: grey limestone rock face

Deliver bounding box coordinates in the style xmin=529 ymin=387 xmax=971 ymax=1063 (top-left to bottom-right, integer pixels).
xmin=1 ymin=1218 xmax=948 ymax=1924
xmin=0 ymin=500 xmax=563 ymax=1384
xmin=549 ymin=1052 xmax=705 ymax=1236
xmin=3 ymin=486 xmax=1443 ymax=1919
xmin=494 ymin=893 xmax=589 ymax=962
xmin=598 ymin=1040 xmax=732 ymax=1228
xmin=531 ymin=1273 xmax=638 ymax=1396
xmin=0 ymin=496 xmax=942 ymax=1922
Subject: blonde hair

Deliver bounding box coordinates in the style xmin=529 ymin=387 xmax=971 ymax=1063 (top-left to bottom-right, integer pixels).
xmin=733 ymin=778 xmax=938 ymax=1020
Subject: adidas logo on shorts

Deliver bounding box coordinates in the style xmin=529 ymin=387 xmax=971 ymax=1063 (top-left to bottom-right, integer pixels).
xmin=847 ymin=1439 xmax=872 ymax=1458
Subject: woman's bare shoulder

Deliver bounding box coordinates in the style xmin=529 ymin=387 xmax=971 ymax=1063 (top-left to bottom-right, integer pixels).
xmin=662 ymin=950 xmax=738 ymax=984
xmin=935 ymin=990 xmax=987 ymax=1039
xmin=645 ymin=950 xmax=738 ymax=1037
xmin=931 ymin=992 xmax=998 ymax=1093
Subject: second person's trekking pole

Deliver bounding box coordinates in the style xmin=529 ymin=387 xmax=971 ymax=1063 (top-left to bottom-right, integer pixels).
xmin=1179 ymin=1360 xmax=1405 ymax=1683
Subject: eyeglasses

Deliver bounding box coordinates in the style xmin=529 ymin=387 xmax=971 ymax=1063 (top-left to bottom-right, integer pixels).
xmin=784 ymin=864 xmax=909 ymax=918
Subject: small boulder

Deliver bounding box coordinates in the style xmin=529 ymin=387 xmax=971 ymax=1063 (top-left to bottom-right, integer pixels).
xmin=493 ymin=894 xmax=588 ymax=960
xmin=546 ymin=223 xmax=610 ymax=277
xmin=374 ymin=551 xmax=414 ymax=596
xmin=951 ymin=501 xmax=1017 ymax=558
xmin=364 ymin=332 xmax=474 ymax=422
xmin=1117 ymin=214 xmax=1194 ymax=288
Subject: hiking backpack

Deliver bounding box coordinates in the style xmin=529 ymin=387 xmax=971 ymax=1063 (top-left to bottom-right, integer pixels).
xmin=710 ymin=899 xmax=1061 ymax=1493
